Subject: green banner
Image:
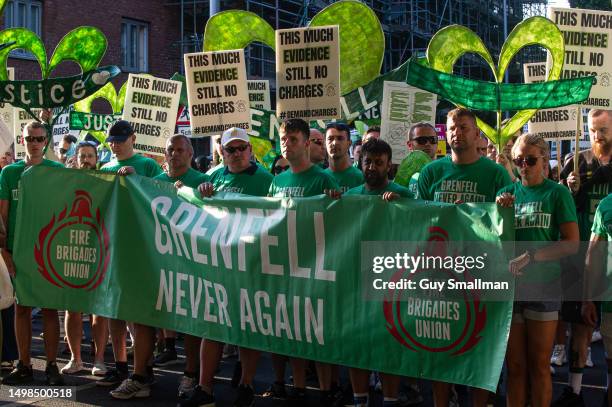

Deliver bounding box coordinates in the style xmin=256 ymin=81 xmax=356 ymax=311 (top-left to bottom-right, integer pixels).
xmin=0 ymin=66 xmax=120 ymax=111
xmin=14 ymin=167 xmax=514 ymax=391
xmin=69 ymin=111 xmax=122 ymax=132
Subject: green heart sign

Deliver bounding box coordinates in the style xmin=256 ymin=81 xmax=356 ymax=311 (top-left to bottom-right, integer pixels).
xmin=425 ymin=16 xmax=565 ymax=148
xmin=203 ymin=0 xmax=384 ymax=95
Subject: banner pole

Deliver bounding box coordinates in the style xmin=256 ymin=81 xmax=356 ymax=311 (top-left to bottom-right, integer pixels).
xmin=556 ymin=138 xmax=562 ymax=180
xmin=574 ymin=105 xmax=581 ymax=175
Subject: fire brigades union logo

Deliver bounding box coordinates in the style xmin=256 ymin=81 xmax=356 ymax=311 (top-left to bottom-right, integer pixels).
xmin=35 ymin=190 xmax=110 ymax=290
xmin=383 ymin=227 xmax=486 ymax=355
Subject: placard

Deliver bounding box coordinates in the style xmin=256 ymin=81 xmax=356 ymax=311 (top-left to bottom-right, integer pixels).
xmin=275 ymin=25 xmax=341 ymax=121
xmin=247 ymin=80 xmax=271 ymax=111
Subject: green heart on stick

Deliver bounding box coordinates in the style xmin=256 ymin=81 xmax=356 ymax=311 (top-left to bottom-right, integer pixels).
xmin=424 ymin=16 xmax=565 ymax=149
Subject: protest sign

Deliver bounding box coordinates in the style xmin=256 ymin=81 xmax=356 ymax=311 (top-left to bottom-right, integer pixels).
xmin=276 ymin=25 xmax=341 ymax=121
xmin=12 ymin=108 xmax=42 ymax=160
xmin=435 ymin=124 xmax=447 ymax=156
xmin=548 ymin=7 xmax=612 ymax=109
xmin=184 ymin=49 xmax=251 ymax=137
xmin=69 ymin=112 xmax=122 ymax=134
xmin=15 ymin=167 xmax=513 ymax=392
xmin=247 ymin=80 xmax=271 ymax=111
xmin=380 ymin=81 xmax=437 ymax=164
xmin=51 ymin=106 xmax=80 ymax=149
xmin=122 ymin=74 xmax=182 ymax=156
xmin=0 ymin=67 xmax=15 ymax=154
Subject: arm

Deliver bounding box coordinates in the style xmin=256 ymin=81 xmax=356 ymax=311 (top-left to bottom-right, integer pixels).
xmin=529 ymin=221 xmax=579 ymax=262
xmin=581 ymin=233 xmax=606 ymax=326
xmin=0 ymin=199 xmax=14 ymax=277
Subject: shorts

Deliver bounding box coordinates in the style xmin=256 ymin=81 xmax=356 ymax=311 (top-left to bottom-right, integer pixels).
xmin=601 ymin=312 xmax=612 ymax=354
xmin=512 ymin=301 xmax=560 ymax=323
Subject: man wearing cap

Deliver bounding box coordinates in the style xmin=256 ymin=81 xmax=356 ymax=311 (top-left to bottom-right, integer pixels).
xmin=0 ymin=121 xmax=64 ymax=386
xmin=100 ymin=120 xmax=162 ymax=177
xmin=98 ymin=120 xmax=162 ymax=392
xmin=181 ymin=127 xmax=272 ymax=407
xmin=324 ymin=123 xmax=363 ymax=193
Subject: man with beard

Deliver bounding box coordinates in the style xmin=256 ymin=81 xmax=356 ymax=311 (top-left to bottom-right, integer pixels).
xmin=406 ymin=122 xmax=439 ymax=194
xmin=309 ymin=128 xmax=327 ymax=168
xmin=417 ymin=108 xmax=512 ymax=406
xmin=323 ymin=122 xmax=363 ymax=193
xmin=555 ymin=109 xmax=612 ymax=405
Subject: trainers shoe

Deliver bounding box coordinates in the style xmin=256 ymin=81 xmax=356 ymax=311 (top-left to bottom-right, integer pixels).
xmin=261 ymin=381 xmax=287 ymax=399
xmin=178 ymin=375 xmax=197 ymax=399
xmin=551 ymin=344 xmax=567 ymax=366
xmin=97 ymin=368 xmax=128 ymax=387
xmin=92 ymin=361 xmax=107 ymax=376
xmin=110 ymin=377 xmax=151 ymax=399
xmin=586 ymin=347 xmax=594 ymax=368
xmin=552 ymin=386 xmax=584 ymax=407
xmin=398 ymin=384 xmax=424 ymax=406
xmin=178 ymin=385 xmax=215 ymax=407
xmin=592 ymin=330 xmax=603 ymax=343
xmin=60 ymin=359 xmax=84 ymax=374
xmin=1 ymin=360 xmax=14 ymax=371
xmin=234 ymin=384 xmax=254 ymax=407
xmin=154 ymin=349 xmax=178 ymax=367
xmin=46 ymin=361 xmax=65 ymax=386
xmin=1 ymin=361 xmax=34 ymax=384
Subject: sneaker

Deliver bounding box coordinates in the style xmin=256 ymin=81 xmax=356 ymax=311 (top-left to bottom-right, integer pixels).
xmin=234 ymin=384 xmax=254 ymax=407
xmin=261 ymin=381 xmax=287 ymax=399
xmin=178 ymin=375 xmax=197 ymax=399
xmin=92 ymin=361 xmax=107 ymax=376
xmin=110 ymin=377 xmax=151 ymax=399
xmin=178 ymin=385 xmax=215 ymax=407
xmin=551 ymin=344 xmax=567 ymax=366
xmin=45 ymin=362 xmax=65 ymax=386
xmin=592 ymin=330 xmax=603 ymax=343
xmin=586 ymin=347 xmax=594 ymax=368
xmin=97 ymin=368 xmax=128 ymax=387
xmin=398 ymin=384 xmax=424 ymax=406
xmin=154 ymin=349 xmax=178 ymax=367
xmin=60 ymin=359 xmax=84 ymax=374
xmin=1 ymin=360 xmax=14 ymax=371
xmin=1 ymin=361 xmax=34 ymax=384
xmin=552 ymin=386 xmax=584 ymax=407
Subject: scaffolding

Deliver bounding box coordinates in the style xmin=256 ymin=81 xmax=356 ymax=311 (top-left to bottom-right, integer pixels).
xmin=168 ymin=0 xmax=550 ymax=88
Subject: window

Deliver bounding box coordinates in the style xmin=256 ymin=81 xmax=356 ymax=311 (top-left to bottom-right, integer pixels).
xmin=121 ymin=19 xmax=149 ymax=73
xmin=3 ymin=0 xmax=42 ymax=59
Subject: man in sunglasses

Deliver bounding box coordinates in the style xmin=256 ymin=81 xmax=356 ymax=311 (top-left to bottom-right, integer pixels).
xmin=324 ymin=123 xmax=363 ymax=193
xmin=417 ymin=108 xmax=512 ymax=406
xmin=555 ymin=109 xmax=612 ymax=405
xmin=309 ymin=128 xmax=327 ymax=168
xmin=406 ymin=122 xmax=439 ymax=194
xmin=181 ymin=127 xmax=273 ymax=407
xmin=0 ymin=121 xmax=65 ymax=386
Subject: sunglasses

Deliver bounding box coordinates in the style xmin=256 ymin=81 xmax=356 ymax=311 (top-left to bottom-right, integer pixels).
xmin=224 ymin=144 xmax=249 ymax=154
xmin=309 ymin=139 xmax=323 ymax=146
xmin=413 ymin=136 xmax=438 ymax=145
xmin=25 ymin=136 xmax=46 ymax=143
xmin=273 ymin=165 xmax=290 ymax=174
xmin=512 ymin=156 xmax=543 ymax=167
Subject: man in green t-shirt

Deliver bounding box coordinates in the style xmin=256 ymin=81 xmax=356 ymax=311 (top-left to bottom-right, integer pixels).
xmin=183 ymin=127 xmax=273 ymax=407
xmin=417 ymin=108 xmax=512 ymax=406
xmin=323 ymin=122 xmax=363 ymax=193
xmin=0 ymin=121 xmax=64 ymax=386
xmin=100 ymin=120 xmax=162 ymax=177
xmin=265 ymin=119 xmax=339 ymax=404
xmin=581 ymin=193 xmax=612 ymax=406
xmin=154 ymin=135 xmax=208 ymax=188
xmin=556 ymin=109 xmax=612 ymax=402
xmin=405 ymin=122 xmax=439 ymax=194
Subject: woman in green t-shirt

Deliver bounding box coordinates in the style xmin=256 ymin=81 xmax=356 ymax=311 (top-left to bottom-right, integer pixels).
xmin=496 ymin=133 xmax=579 ymax=407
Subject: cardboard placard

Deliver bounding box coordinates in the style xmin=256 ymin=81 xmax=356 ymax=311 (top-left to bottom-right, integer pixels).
xmin=547 ymin=7 xmax=612 ymax=109
xmin=184 ymin=49 xmax=251 ymax=137
xmin=380 ymin=81 xmax=437 ymax=164
xmin=275 ymin=25 xmax=341 ymax=121
xmin=122 ymin=74 xmax=182 ymax=156
xmin=247 ymin=80 xmax=271 ymax=111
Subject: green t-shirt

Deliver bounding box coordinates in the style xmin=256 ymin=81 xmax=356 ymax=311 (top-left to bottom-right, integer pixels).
xmin=100 ymin=154 xmax=162 ymax=178
xmin=345 ymin=181 xmax=415 ymax=198
xmin=408 ymin=172 xmax=420 ymax=195
xmin=154 ymin=168 xmax=209 ymax=189
xmin=206 ymin=163 xmax=224 ymax=177
xmin=0 ymin=159 xmax=64 ymax=250
xmin=269 ymin=164 xmax=339 ymax=197
xmin=324 ymin=166 xmax=364 ymax=194
xmin=593 ymin=195 xmax=612 ymax=311
xmin=208 ymin=162 xmax=273 ymax=197
xmin=498 ymin=179 xmax=578 ymax=281
xmin=417 ymin=156 xmax=512 ymax=203
xmin=577 ymin=182 xmax=611 ymax=241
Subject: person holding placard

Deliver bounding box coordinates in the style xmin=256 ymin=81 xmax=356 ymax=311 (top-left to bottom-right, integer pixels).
xmin=323 ymin=122 xmax=363 ymax=193
xmin=556 ymin=109 xmax=612 ymax=405
xmin=0 ymin=121 xmax=65 ymax=386
xmin=496 ymin=133 xmax=579 ymax=407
